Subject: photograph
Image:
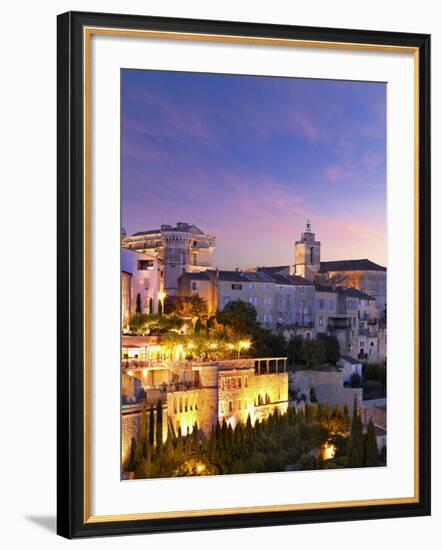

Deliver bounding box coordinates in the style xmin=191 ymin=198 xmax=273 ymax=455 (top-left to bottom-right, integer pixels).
xmin=120 ymin=69 xmax=387 ymax=480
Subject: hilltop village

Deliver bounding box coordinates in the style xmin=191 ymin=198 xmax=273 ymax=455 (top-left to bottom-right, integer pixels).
xmin=120 ymin=222 xmax=387 ymax=478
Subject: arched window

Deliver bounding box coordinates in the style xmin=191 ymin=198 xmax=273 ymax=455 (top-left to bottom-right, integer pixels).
xmin=179 ymin=397 xmax=183 ymax=413
xmin=310 ymin=247 xmax=314 ymax=264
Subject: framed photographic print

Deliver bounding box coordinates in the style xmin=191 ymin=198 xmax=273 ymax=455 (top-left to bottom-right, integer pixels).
xmin=57 ymin=11 xmax=431 ymax=538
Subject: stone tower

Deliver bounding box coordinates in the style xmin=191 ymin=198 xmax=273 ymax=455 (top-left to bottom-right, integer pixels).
xmin=294 ymin=221 xmax=321 ymax=281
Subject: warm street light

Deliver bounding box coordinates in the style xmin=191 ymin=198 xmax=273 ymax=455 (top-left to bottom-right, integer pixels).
xmin=158 ymin=290 xmax=166 ymax=301
xmin=237 ymin=340 xmax=251 ymax=358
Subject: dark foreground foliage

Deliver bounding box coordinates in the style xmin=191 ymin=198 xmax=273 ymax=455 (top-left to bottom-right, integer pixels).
xmin=125 ymin=399 xmax=384 ymax=479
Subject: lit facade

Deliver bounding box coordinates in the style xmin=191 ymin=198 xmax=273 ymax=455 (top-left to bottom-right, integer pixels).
xmin=122 ymin=222 xmax=215 ymax=296
xmin=121 ymin=338 xmax=288 ymax=465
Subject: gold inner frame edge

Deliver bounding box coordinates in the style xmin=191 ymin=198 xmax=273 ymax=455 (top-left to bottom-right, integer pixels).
xmin=82 ymin=26 xmax=420 ymax=524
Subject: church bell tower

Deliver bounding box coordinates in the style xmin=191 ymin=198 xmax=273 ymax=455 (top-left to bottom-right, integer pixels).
xmin=294 ymin=221 xmax=321 ymax=281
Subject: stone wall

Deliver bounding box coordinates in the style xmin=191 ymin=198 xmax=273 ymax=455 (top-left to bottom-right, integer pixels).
xmin=121 ymin=404 xmax=169 ymax=467
xmin=122 ymin=372 xmax=142 ymax=400
xmin=289 ymin=369 xmax=362 ymax=410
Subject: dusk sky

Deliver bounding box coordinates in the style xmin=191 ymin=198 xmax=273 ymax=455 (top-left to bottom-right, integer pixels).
xmin=121 ymin=69 xmax=386 ymax=270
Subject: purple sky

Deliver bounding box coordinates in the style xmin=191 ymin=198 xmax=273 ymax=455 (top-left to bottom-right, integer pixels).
xmin=122 ymin=70 xmax=386 ymax=270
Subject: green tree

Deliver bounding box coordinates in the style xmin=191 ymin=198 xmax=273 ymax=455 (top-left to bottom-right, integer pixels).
xmin=139 ymin=404 xmax=149 ymax=458
xmin=127 ymin=437 xmax=137 ymax=471
xmin=251 ymin=328 xmax=286 ymax=358
xmin=303 ymin=339 xmax=326 ymax=369
xmin=194 ymin=318 xmax=203 ymax=334
xmin=149 ymin=405 xmax=155 ymax=447
xmin=287 ymin=335 xmax=305 ymax=367
xmin=364 ymin=419 xmax=379 ymax=467
xmin=217 ymin=300 xmax=258 ymax=336
xmin=156 ymin=400 xmax=163 ymax=453
xmin=346 ymin=398 xmax=364 ymax=467
xmin=317 ymin=333 xmax=340 ymax=364
xmin=136 ymin=292 xmax=142 ymax=314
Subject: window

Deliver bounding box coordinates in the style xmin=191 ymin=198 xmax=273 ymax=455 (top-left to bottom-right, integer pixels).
xmin=264 ymin=297 xmax=272 ymax=305
xmin=191 ymin=281 xmax=198 ymax=291
xmin=310 ymin=246 xmax=314 ymax=263
xmin=229 ymin=401 xmax=233 ymax=412
xmin=231 ymin=283 xmax=242 ymax=290
xmin=306 ymin=332 xmax=311 ymax=340
xmin=237 ymin=377 xmax=242 ymax=388
xmin=137 ymin=259 xmax=153 ymax=270
xmin=348 ymin=299 xmax=358 ymax=310
xmin=329 ymin=300 xmax=334 ymax=310
xmin=360 ymin=341 xmax=365 ymax=347
xmin=244 ymin=376 xmax=248 ymax=387
xmin=248 ymin=283 xmax=255 ymax=289
xmin=192 ymin=252 xmax=198 ymax=265
xmin=316 ymin=299 xmax=324 ymax=310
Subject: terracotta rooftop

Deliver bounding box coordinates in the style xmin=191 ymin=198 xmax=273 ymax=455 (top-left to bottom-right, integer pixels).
xmin=319 ymin=259 xmax=386 ymax=273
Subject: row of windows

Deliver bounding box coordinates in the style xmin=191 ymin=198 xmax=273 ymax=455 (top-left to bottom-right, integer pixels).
xmin=220 ymin=398 xmax=249 ymax=414
xmin=316 ymin=298 xmax=335 ymax=311
xmin=223 ymin=296 xmax=273 ymax=306
xmin=173 ymin=396 xmax=199 ymax=414
xmin=220 ymin=376 xmax=248 ymax=390
xmin=219 ymin=393 xmax=276 ymax=414
xmin=230 ymin=283 xmax=272 ymax=291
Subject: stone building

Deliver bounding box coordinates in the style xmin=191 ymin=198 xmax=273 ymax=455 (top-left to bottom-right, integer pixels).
xmin=290 ymin=222 xmax=387 ymax=316
xmin=317 ymin=259 xmax=387 ymax=316
xmin=121 ymin=336 xmax=288 ymax=465
xmin=178 ymin=269 xmax=314 ymax=331
xmin=314 ymin=284 xmax=385 ymax=363
xmin=294 ymin=220 xmax=321 ymax=280
xmin=122 ymin=222 xmax=215 ymax=296
xmin=121 ymin=247 xmax=162 ymax=330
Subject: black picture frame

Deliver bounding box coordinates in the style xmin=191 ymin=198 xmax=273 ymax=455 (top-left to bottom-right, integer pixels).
xmin=57 ymin=10 xmax=431 ymax=539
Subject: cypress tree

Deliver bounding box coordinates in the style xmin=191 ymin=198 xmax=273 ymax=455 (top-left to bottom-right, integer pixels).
xmin=364 ymin=419 xmax=379 ymax=467
xmin=343 ymin=403 xmax=350 ymax=433
xmin=156 ymin=399 xmax=163 ymax=453
xmin=175 ymin=428 xmax=184 ymax=457
xmin=245 ymin=414 xmax=253 ymax=444
xmin=346 ymin=398 xmax=364 ymax=467
xmin=127 ymin=437 xmax=137 ymax=471
xmin=136 ymin=292 xmax=142 ymax=314
xmin=139 ymin=404 xmax=148 ymax=458
xmin=149 ymin=405 xmax=155 ymax=447
xmin=191 ymin=423 xmax=199 ymax=452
